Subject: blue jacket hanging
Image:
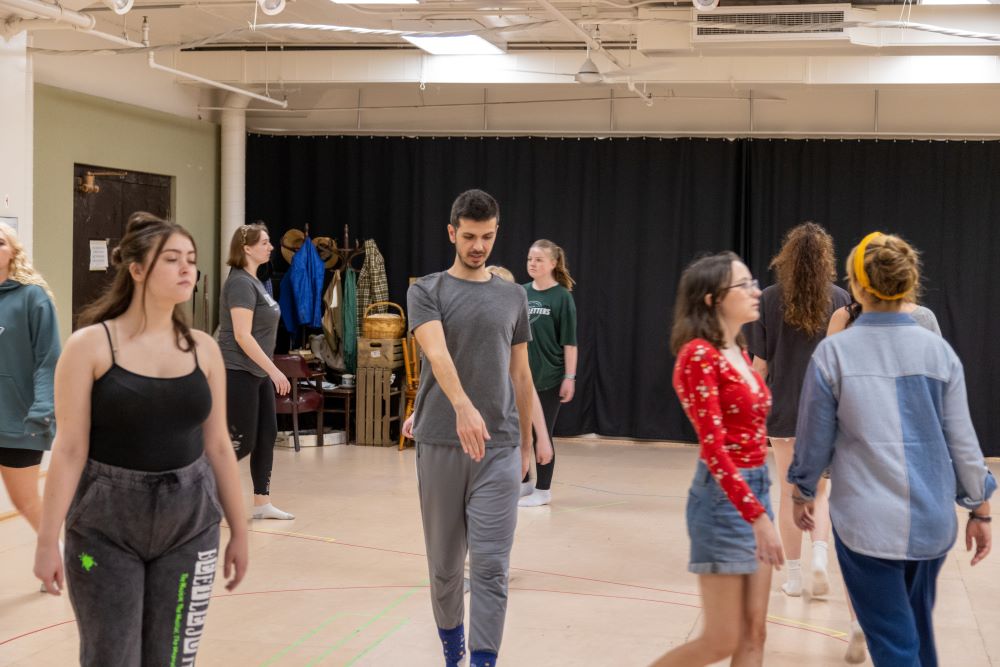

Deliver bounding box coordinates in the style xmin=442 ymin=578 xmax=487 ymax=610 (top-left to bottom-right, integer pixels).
xmin=278 ymin=234 xmax=325 ymax=336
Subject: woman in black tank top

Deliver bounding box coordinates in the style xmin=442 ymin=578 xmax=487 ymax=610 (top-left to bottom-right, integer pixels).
xmin=33 ymin=213 xmax=248 ymax=667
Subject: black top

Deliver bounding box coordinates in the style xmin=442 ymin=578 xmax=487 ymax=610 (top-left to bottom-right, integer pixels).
xmin=89 ymin=323 xmax=212 ymax=471
xmin=744 ymin=283 xmax=851 ymax=438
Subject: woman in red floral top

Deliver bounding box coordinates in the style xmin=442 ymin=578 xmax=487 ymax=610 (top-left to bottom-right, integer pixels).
xmin=650 ymin=252 xmax=784 ymax=667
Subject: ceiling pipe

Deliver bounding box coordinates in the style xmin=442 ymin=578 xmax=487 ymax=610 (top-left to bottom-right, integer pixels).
xmin=534 ymin=0 xmax=652 ymax=104
xmin=139 ymin=18 xmax=287 ymax=108
xmin=0 ymin=0 xmax=95 ymax=29
xmin=147 ymin=53 xmax=288 ymax=108
xmin=0 ymin=0 xmax=148 ymax=47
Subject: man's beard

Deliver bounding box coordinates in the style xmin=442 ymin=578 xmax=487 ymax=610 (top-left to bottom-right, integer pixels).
xmin=458 ymin=251 xmax=487 ymax=269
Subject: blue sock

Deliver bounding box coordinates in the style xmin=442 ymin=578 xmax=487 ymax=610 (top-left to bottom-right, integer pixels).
xmin=470 ymin=650 xmax=498 ymax=667
xmin=437 ymin=624 xmax=466 ymax=666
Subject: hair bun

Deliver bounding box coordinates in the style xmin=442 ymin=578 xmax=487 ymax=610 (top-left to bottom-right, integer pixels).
xmin=111 ymin=246 xmax=123 ymax=264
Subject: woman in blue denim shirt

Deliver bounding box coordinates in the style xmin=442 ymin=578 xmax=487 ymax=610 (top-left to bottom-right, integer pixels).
xmin=789 ymin=232 xmax=994 ymax=667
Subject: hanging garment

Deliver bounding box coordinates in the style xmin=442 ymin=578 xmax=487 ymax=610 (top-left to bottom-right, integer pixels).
xmin=343 ymin=268 xmax=358 ymax=373
xmin=356 ymin=239 xmax=389 ymax=326
xmin=321 ymin=269 xmax=345 ymax=369
xmin=277 ymin=233 xmax=325 ymax=336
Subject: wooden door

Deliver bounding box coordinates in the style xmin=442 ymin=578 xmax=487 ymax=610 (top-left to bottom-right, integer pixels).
xmin=72 ymin=164 xmax=171 ymax=328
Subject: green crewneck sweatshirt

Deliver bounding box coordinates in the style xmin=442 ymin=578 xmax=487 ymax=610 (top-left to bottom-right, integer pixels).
xmin=0 ymin=280 xmax=61 ymax=451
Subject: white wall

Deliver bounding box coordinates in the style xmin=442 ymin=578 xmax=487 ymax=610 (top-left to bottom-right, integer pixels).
xmin=0 ymin=32 xmax=32 ymax=253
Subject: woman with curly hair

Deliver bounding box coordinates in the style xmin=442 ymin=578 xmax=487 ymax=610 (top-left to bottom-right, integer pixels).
xmin=745 ymin=222 xmax=850 ymax=599
xmin=0 ymin=222 xmax=60 ymax=586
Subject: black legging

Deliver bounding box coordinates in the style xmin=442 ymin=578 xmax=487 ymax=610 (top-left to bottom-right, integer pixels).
xmin=523 ymin=384 xmax=562 ymax=491
xmin=226 ymin=369 xmax=277 ymax=496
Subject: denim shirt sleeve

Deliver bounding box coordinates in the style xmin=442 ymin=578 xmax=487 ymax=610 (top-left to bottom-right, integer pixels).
xmin=787 ymin=357 xmax=838 ymax=500
xmin=943 ymin=355 xmax=998 ymax=509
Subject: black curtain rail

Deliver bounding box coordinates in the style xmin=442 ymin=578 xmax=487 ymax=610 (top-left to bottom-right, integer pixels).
xmin=247 ymin=135 xmax=1000 ymax=457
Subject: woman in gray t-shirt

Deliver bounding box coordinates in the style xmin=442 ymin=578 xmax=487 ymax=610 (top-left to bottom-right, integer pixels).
xmin=218 ymin=223 xmax=294 ymax=520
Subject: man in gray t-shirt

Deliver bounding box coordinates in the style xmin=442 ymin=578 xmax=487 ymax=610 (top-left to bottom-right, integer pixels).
xmin=407 ymin=189 xmax=534 ymax=667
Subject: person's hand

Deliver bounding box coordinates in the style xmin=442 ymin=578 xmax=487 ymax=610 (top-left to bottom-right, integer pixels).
xmin=793 ymin=499 xmax=816 ymax=532
xmin=967 ymin=517 xmax=992 ymax=566
xmin=559 ymin=378 xmax=575 ymax=403
xmin=535 ymin=431 xmax=553 ymax=465
xmin=752 ymin=514 xmax=785 ymax=570
xmin=269 ymin=369 xmax=291 ymax=396
xmin=455 ymin=402 xmax=490 ymax=462
xmin=223 ymin=531 xmax=249 ymax=591
xmin=34 ymin=540 xmax=64 ymax=596
xmin=402 ymin=415 xmax=415 ymax=440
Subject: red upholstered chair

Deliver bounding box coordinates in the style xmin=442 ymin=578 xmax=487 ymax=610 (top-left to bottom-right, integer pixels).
xmin=273 ymin=354 xmax=324 ymax=452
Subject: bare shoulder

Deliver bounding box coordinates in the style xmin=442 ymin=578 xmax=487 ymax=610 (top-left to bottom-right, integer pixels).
xmin=191 ymin=329 xmax=222 ymax=360
xmin=63 ymin=324 xmax=109 ymax=358
xmin=60 ymin=324 xmax=112 ymax=378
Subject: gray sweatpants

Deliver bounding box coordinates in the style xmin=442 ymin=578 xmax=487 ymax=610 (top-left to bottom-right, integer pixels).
xmin=416 ymin=443 xmax=521 ymax=655
xmin=64 ymin=456 xmax=223 ymax=667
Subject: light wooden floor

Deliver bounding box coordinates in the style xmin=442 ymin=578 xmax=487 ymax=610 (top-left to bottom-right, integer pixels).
xmin=1 ymin=439 xmax=997 ymax=666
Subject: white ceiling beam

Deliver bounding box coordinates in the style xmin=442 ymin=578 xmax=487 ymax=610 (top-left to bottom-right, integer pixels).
xmin=173 ymin=49 xmax=1000 ymax=86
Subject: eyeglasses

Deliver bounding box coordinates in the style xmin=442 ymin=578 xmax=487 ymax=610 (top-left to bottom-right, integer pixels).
xmin=727 ymin=278 xmax=759 ymax=292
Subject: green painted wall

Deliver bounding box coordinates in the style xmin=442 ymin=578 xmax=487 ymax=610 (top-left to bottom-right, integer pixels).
xmin=33 ymin=84 xmax=220 ymax=342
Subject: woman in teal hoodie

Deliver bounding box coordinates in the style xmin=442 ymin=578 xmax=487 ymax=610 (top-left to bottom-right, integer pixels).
xmin=0 ymin=222 xmax=60 ymax=542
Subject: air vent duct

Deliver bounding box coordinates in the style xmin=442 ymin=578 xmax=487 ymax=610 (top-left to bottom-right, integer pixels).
xmin=693 ymin=5 xmax=849 ymax=43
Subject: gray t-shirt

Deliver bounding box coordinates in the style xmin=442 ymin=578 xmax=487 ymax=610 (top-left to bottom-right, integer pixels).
xmin=408 ymin=271 xmax=532 ymax=448
xmin=910 ymin=305 xmax=941 ymax=336
xmin=218 ymin=269 xmax=281 ymax=377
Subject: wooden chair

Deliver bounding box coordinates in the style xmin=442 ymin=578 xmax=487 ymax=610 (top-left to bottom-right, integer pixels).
xmin=398 ymin=335 xmax=420 ymax=450
xmin=273 ymin=354 xmax=324 ymax=452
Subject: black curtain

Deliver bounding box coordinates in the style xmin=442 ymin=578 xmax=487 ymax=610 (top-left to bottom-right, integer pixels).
xmin=247 ymin=135 xmax=1000 ymax=457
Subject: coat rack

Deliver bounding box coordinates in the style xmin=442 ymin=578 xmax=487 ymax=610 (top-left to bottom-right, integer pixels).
xmin=335 ymin=224 xmax=365 ymax=270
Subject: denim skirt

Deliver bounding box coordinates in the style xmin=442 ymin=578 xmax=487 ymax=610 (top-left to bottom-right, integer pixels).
xmin=686 ymin=459 xmax=774 ymax=575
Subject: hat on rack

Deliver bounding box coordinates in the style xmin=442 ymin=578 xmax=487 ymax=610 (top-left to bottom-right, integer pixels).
xmin=280 ymin=229 xmax=305 ymax=264
xmin=312 ymin=236 xmax=341 ymax=270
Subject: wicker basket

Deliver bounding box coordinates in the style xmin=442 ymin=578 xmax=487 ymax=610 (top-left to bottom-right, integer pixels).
xmin=363 ymin=302 xmax=406 ymax=339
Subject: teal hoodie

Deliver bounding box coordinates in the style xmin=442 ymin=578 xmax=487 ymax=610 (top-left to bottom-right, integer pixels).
xmin=0 ymin=280 xmax=60 ymax=451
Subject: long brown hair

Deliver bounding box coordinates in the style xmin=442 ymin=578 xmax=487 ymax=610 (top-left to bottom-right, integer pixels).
xmin=531 ymin=239 xmax=575 ymax=291
xmin=0 ymin=221 xmax=54 ymax=299
xmin=670 ymin=251 xmax=746 ymax=355
xmin=770 ymin=222 xmax=836 ymax=337
xmin=77 ymin=212 xmax=196 ymax=351
xmin=227 ymin=222 xmax=269 ymax=269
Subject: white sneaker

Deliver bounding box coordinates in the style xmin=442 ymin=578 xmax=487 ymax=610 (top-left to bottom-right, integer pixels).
xmin=518 ymin=489 xmax=551 ymax=507
xmin=845 ymin=627 xmax=867 ymax=664
xmin=519 ymin=482 xmax=534 ymax=498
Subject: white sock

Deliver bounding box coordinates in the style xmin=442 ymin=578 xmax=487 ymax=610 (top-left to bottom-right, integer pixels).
xmin=845 ymin=621 xmax=867 ymax=664
xmin=812 ymin=540 xmax=829 ymax=572
xmin=518 ymin=489 xmax=552 ymax=507
xmin=520 ymin=481 xmax=534 ymax=498
xmin=811 ymin=540 xmax=830 ymax=595
xmin=252 ymin=502 xmax=295 ymax=520
xmin=781 ymin=559 xmax=802 ymax=596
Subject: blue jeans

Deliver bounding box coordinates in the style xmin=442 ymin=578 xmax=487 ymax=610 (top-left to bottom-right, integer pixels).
xmin=834 ymin=528 xmax=945 ymax=667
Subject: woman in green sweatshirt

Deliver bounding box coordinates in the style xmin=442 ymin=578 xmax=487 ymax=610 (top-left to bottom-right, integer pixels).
xmin=0 ymin=222 xmax=60 ymax=547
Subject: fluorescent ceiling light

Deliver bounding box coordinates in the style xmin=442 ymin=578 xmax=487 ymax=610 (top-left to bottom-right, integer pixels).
xmin=403 ymin=35 xmax=505 ymax=55
xmin=332 ymin=0 xmax=418 ymax=4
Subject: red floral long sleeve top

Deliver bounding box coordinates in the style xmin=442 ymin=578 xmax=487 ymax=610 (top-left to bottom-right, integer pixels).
xmin=673 ymin=339 xmax=772 ymax=523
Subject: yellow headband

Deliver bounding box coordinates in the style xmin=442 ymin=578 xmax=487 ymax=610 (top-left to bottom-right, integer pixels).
xmin=853 ymin=231 xmax=908 ymax=301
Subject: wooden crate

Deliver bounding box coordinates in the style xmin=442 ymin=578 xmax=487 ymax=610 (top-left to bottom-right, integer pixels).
xmin=356 ymin=367 xmax=401 ymax=446
xmin=357 ymin=337 xmax=404 ymax=369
